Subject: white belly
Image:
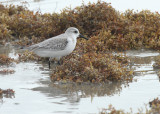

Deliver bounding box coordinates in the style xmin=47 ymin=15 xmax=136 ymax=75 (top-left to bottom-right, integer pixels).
xmin=34 ymin=41 xmax=76 ymax=60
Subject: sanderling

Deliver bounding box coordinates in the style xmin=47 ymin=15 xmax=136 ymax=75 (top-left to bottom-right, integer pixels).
xmin=27 ymin=27 xmax=88 ymax=69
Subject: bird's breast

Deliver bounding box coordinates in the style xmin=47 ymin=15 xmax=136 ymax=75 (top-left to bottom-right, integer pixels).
xmin=64 ymin=38 xmax=76 ymax=52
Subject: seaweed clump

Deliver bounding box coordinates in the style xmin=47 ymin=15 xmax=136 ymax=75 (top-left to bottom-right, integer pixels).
xmin=49 ymin=1 xmax=133 ymax=83
xmin=0 ymin=88 xmax=15 ymax=98
xmin=0 ymin=54 xmax=14 ymax=65
xmin=100 ymin=105 xmax=126 ymax=114
xmin=122 ymin=10 xmax=160 ymax=50
xmin=51 ymin=52 xmax=132 ymax=83
xmin=100 ymin=101 xmax=160 ymax=114
xmin=0 ymin=1 xmax=160 ymax=50
xmin=0 ymin=24 xmax=11 ymax=44
xmin=0 ymin=69 xmax=15 ymax=74
xmin=0 ymin=3 xmax=54 ymax=45
xmin=149 ymin=98 xmax=160 ymax=114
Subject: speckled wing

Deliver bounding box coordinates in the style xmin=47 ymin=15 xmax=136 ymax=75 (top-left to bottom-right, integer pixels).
xmin=28 ymin=34 xmax=68 ymax=51
xmin=39 ymin=38 xmax=68 ymax=51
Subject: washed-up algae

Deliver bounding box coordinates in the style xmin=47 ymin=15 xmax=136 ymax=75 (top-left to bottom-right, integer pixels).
xmin=1 ymin=1 xmax=160 ymax=83
xmin=0 ymin=1 xmax=160 ymax=50
xmin=100 ymin=98 xmax=160 ymax=114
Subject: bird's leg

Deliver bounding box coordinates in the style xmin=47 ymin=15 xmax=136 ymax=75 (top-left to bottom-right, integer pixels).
xmin=48 ymin=58 xmax=52 ymax=69
xmin=57 ymin=60 xmax=61 ymax=65
xmin=48 ymin=61 xmax=50 ymax=69
xmin=57 ymin=57 xmax=63 ymax=65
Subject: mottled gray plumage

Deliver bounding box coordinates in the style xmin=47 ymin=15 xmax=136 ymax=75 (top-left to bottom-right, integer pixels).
xmin=28 ymin=34 xmax=68 ymax=51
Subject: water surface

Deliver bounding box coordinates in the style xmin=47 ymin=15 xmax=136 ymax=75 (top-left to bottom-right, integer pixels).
xmin=0 ymin=45 xmax=160 ymax=114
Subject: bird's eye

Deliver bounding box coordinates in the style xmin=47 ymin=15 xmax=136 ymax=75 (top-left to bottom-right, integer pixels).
xmin=74 ymin=30 xmax=78 ymax=34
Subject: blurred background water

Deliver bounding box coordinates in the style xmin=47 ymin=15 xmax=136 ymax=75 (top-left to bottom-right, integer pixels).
xmin=0 ymin=0 xmax=160 ymax=14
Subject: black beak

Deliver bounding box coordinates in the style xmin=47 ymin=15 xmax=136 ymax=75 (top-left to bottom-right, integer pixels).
xmin=79 ymin=34 xmax=88 ymax=40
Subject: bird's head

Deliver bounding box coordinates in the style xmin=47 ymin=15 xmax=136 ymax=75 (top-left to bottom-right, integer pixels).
xmin=65 ymin=27 xmax=88 ymax=40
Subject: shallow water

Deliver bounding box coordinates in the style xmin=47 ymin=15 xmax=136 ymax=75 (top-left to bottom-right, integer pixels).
xmin=0 ymin=45 xmax=160 ymax=114
xmin=0 ymin=0 xmax=160 ymax=113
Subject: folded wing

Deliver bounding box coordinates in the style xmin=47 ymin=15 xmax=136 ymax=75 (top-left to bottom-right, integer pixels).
xmin=28 ymin=34 xmax=68 ymax=51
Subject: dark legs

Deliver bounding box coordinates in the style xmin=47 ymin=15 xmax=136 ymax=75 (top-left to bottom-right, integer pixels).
xmin=48 ymin=58 xmax=51 ymax=69
xmin=48 ymin=57 xmax=62 ymax=69
xmin=57 ymin=60 xmax=61 ymax=65
xmin=48 ymin=60 xmax=51 ymax=69
xmin=57 ymin=59 xmax=63 ymax=65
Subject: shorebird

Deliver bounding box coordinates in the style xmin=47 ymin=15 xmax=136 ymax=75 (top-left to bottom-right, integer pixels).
xmin=27 ymin=27 xmax=88 ymax=69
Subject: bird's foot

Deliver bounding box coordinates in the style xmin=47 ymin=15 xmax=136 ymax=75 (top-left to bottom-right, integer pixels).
xmin=57 ymin=60 xmax=63 ymax=65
